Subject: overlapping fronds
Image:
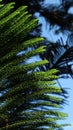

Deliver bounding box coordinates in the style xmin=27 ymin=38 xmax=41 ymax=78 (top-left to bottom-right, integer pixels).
xmin=0 ymin=2 xmax=69 ymax=130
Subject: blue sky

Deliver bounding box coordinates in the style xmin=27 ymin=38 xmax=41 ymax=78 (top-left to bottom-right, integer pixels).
xmin=34 ymin=0 xmax=73 ymax=129
xmin=59 ymin=78 xmax=73 ymax=130
xmin=26 ymin=0 xmax=73 ymax=129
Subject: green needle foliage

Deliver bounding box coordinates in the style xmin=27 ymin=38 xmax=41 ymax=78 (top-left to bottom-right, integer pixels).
xmin=0 ymin=1 xmax=69 ymax=130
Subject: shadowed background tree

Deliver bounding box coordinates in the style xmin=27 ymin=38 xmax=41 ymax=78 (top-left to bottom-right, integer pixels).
xmin=2 ymin=0 xmax=73 ymax=78
xmin=0 ymin=1 xmax=69 ymax=130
